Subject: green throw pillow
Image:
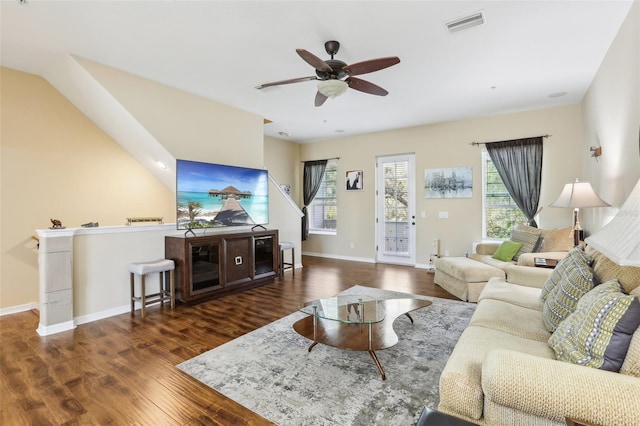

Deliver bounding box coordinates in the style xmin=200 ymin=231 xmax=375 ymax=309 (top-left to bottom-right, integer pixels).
xmin=548 ymin=279 xmax=640 ymax=372
xmin=492 ymin=241 xmax=522 ymax=262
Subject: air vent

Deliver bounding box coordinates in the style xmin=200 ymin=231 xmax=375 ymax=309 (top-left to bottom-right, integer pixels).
xmin=446 ymin=11 xmax=485 ymax=33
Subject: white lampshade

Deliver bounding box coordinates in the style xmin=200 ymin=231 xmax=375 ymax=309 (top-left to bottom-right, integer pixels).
xmin=549 ymin=180 xmax=610 ymax=208
xmin=317 ymin=79 xmax=348 ymax=98
xmin=585 ymin=178 xmax=640 ymax=266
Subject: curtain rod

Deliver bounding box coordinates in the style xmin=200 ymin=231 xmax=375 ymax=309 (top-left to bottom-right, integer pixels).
xmin=300 ymin=157 xmax=340 ymax=163
xmin=470 ymin=134 xmax=551 ymax=146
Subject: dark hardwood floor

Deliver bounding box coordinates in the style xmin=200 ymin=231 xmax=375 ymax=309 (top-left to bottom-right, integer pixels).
xmin=0 ymin=256 xmax=457 ymax=425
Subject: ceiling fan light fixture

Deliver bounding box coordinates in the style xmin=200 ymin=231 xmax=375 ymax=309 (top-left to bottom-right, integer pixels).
xmin=317 ymin=79 xmax=348 ymax=98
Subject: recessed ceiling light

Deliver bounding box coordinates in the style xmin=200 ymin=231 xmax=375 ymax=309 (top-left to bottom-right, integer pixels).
xmin=548 ymin=91 xmax=567 ymax=98
xmin=278 ymin=131 xmax=290 ymax=137
xmin=156 ymin=161 xmax=167 ymax=169
xmin=335 ymin=129 xmax=345 ymax=133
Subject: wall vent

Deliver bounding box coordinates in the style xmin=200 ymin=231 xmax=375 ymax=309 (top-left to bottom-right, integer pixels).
xmin=446 ymin=11 xmax=486 ymax=33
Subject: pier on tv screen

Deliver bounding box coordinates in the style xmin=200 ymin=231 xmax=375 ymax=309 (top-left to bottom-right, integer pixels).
xmin=176 ymin=159 xmax=269 ymax=230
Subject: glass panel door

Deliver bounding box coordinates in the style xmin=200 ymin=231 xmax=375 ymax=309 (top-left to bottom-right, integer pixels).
xmin=376 ymin=154 xmax=416 ymax=265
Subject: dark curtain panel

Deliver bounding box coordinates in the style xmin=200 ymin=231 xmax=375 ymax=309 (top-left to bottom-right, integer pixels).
xmin=301 ymin=160 xmax=328 ymax=240
xmin=485 ymin=137 xmax=543 ymax=227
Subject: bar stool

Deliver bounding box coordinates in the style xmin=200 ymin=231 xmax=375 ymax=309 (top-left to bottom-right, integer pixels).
xmin=129 ymin=259 xmax=175 ymax=318
xmin=279 ymin=242 xmax=295 ymax=279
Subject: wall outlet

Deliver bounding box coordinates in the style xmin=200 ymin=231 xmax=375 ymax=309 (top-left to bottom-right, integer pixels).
xmin=444 ymin=250 xmax=450 ymax=257
xmin=350 ymin=242 xmax=355 ymax=249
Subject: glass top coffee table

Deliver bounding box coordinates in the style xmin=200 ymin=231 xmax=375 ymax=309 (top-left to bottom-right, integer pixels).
xmin=293 ymin=295 xmax=432 ymax=380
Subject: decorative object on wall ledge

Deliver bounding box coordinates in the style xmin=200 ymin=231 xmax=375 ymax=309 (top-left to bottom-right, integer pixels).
xmin=590 ymin=146 xmax=602 ymax=159
xmin=424 ymin=167 xmax=472 ymax=199
xmin=586 ymin=177 xmax=640 ymax=266
xmin=49 ymin=218 xmax=64 ymax=229
xmin=549 ymin=179 xmax=610 ymax=246
xmin=81 ymin=221 xmax=99 ymax=228
xmin=126 ymin=216 xmax=164 ymax=226
xmin=346 ymin=170 xmax=363 ymax=191
xmin=280 ymin=184 xmax=291 ymax=196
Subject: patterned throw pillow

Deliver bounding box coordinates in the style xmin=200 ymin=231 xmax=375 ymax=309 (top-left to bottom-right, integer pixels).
xmin=541 ymin=248 xmax=594 ymax=333
xmin=548 ymin=279 xmax=640 ymax=372
xmin=540 ymin=247 xmax=592 ymax=302
xmin=510 ymin=229 xmax=541 ymax=260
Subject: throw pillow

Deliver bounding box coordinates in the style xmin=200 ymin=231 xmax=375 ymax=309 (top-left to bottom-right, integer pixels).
xmin=510 ymin=229 xmax=541 ymax=260
xmin=492 ymin=241 xmax=522 ymax=262
xmin=539 ymin=226 xmax=574 ymax=252
xmin=542 ymin=247 xmax=595 ymax=332
xmin=540 ymin=246 xmax=593 ymax=303
xmin=548 ymin=279 xmax=640 ymax=372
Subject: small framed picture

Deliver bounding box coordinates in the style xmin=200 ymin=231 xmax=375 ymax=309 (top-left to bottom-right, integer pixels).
xmin=346 ymin=170 xmax=363 ymax=191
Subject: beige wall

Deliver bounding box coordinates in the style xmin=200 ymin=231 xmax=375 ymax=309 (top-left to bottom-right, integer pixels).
xmin=300 ymin=105 xmax=585 ymax=263
xmin=581 ymin=0 xmax=640 ymax=232
xmin=0 ymin=67 xmax=175 ymax=309
xmin=77 ymin=58 xmax=265 ymax=168
xmin=264 ymin=136 xmax=301 ymax=203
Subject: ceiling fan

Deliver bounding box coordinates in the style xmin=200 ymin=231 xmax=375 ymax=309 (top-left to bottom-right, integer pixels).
xmin=256 ymin=40 xmax=400 ymax=107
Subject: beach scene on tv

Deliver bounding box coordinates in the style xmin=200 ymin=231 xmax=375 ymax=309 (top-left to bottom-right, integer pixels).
xmin=176 ymin=160 xmax=269 ymax=230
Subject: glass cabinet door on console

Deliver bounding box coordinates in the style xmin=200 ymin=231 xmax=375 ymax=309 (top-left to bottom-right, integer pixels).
xmin=254 ymin=235 xmax=275 ymax=276
xmin=189 ymin=242 xmax=220 ymax=295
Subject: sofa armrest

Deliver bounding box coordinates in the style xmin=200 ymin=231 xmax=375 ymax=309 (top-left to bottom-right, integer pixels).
xmin=503 ymin=265 xmax=552 ymax=289
xmin=475 ymin=243 xmax=501 ymax=255
xmin=482 ymin=349 xmax=640 ymax=426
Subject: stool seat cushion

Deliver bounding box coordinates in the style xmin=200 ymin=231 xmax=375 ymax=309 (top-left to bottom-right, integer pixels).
xmin=279 ymin=242 xmax=295 ymax=250
xmin=129 ymin=259 xmax=175 ymax=275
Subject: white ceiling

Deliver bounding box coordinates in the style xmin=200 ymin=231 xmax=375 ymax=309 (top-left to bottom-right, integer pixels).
xmin=1 ymin=1 xmax=633 ymax=143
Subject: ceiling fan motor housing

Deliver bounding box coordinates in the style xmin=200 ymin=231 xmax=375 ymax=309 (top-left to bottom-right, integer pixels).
xmin=317 ymin=59 xmax=349 ymax=80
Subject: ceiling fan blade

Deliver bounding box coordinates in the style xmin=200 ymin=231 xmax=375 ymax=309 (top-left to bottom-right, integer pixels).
xmin=315 ymin=91 xmax=328 ymax=107
xmin=346 ymin=77 xmax=389 ymax=96
xmin=255 ymin=76 xmax=318 ymax=90
xmin=296 ymin=49 xmax=333 ymax=72
xmin=343 ymin=57 xmax=400 ymax=76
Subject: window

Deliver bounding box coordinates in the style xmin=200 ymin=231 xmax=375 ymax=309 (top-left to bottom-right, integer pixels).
xmin=308 ymin=160 xmax=337 ymax=234
xmin=482 ymin=150 xmax=526 ymax=239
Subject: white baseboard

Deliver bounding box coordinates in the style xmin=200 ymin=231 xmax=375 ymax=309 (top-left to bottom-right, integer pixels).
xmin=0 ymin=302 xmax=39 ymax=316
xmin=302 ymin=251 xmax=376 ymax=264
xmin=74 ymin=305 xmax=131 ymax=326
xmin=37 ymin=320 xmax=76 ymax=336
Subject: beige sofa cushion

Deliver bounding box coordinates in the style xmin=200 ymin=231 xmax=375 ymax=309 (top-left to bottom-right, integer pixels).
xmin=586 ymin=245 xmax=640 ymax=293
xmin=478 ymin=278 xmax=543 ymax=310
xmin=468 ymin=253 xmax=514 ymax=270
xmin=438 ymin=325 xmax=554 ymax=421
xmin=436 ymin=256 xmax=506 ymax=282
xmin=469 ymin=298 xmax=550 ymax=342
xmin=621 ymin=325 xmax=640 ymax=377
xmin=517 ymin=224 xmax=574 ymax=252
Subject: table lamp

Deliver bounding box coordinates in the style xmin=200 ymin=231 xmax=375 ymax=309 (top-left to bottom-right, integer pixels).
xmin=550 ymin=179 xmax=610 ymax=246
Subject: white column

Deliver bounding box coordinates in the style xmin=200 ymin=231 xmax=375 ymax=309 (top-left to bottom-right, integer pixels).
xmin=36 ymin=229 xmax=76 ymax=336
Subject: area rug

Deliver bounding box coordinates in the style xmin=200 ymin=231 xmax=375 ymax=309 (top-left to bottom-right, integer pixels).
xmin=177 ymin=285 xmax=476 ymax=425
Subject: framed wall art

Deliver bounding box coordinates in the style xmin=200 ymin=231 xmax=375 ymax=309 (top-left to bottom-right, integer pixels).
xmin=346 ymin=170 xmax=363 ymax=191
xmin=424 ymin=166 xmax=472 ymax=198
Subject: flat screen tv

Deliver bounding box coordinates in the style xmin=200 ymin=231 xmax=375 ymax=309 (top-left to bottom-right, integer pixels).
xmin=176 ymin=159 xmax=269 ymax=230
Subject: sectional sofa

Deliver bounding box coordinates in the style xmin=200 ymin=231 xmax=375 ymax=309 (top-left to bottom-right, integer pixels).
xmin=435 ymin=226 xmax=574 ymax=302
xmin=437 ymin=245 xmax=640 ymax=425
